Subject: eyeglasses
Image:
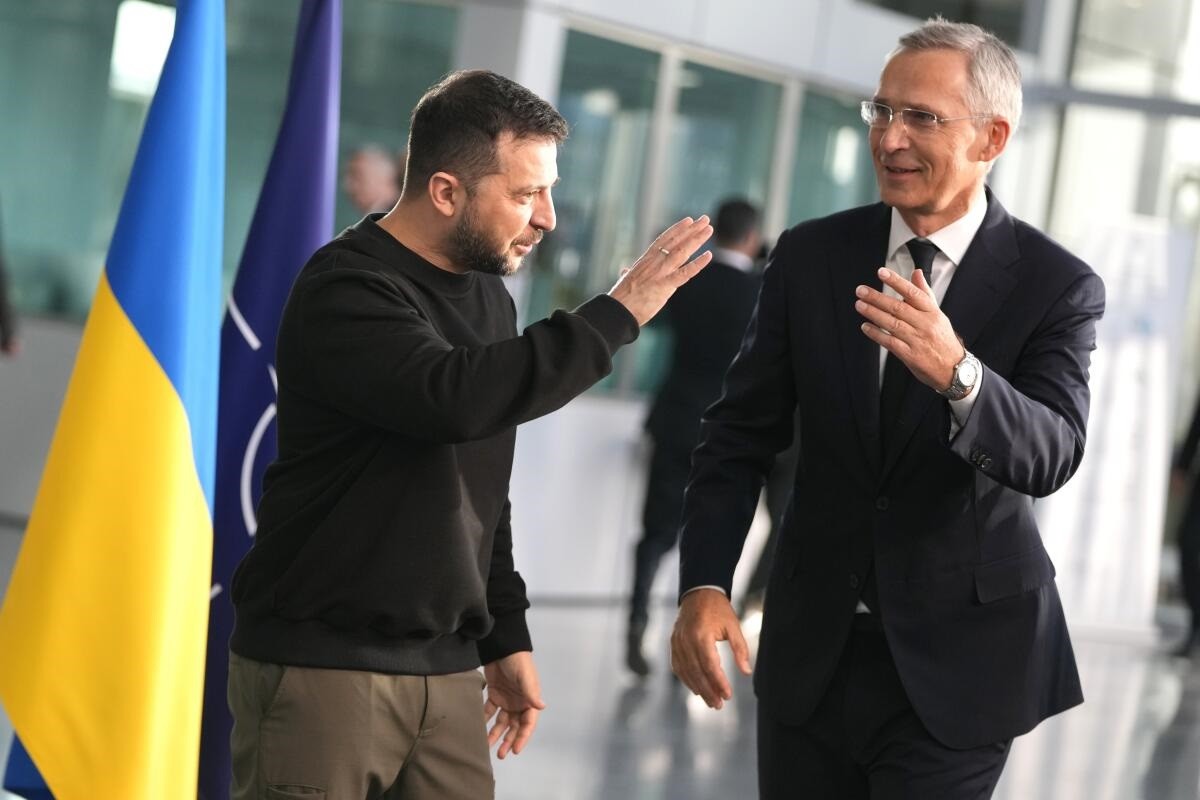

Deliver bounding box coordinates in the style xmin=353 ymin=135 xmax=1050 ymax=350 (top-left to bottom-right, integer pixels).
xmin=860 ymin=101 xmax=991 ymax=133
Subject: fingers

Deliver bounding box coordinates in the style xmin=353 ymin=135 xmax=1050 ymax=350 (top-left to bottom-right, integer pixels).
xmin=910 ymin=265 xmax=937 ymax=300
xmin=670 ymin=594 xmax=740 ymax=709
xmin=483 ymin=698 xmax=498 ymax=722
xmin=507 ymin=707 xmax=540 ymax=756
xmin=671 ymin=634 xmax=730 ymax=708
xmin=860 ymin=321 xmax=908 ymax=358
xmin=674 ymin=250 xmax=713 ymax=284
xmin=490 ymin=707 xmax=540 ymax=759
xmin=654 ymin=215 xmax=710 ymax=257
xmin=855 ymin=295 xmax=908 ymax=338
xmin=487 ymin=709 xmax=509 ymax=747
xmin=728 ymin=624 xmax=753 ymax=676
xmin=641 ymin=216 xmax=713 ymax=273
xmin=877 ymin=267 xmax=936 ymax=310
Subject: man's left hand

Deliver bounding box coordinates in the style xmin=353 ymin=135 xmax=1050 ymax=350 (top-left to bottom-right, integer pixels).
xmin=483 ymin=651 xmax=545 ymax=759
xmin=855 ymin=267 xmax=962 ymax=390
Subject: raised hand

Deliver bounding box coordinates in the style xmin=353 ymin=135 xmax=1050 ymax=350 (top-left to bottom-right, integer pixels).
xmin=855 ymin=267 xmax=964 ymax=390
xmin=608 ymin=216 xmax=714 ymax=326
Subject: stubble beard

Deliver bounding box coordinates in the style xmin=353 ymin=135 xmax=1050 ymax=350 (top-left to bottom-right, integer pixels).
xmin=450 ymin=204 xmax=518 ymax=277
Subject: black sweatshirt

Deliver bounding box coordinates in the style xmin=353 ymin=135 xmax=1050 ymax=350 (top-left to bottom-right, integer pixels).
xmin=230 ymin=214 xmax=638 ymax=675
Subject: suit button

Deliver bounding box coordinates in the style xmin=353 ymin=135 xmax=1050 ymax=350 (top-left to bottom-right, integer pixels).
xmin=980 ymin=456 xmax=993 ymax=469
xmin=875 ymin=496 xmax=889 ymax=511
xmin=849 ymin=573 xmax=860 ymax=588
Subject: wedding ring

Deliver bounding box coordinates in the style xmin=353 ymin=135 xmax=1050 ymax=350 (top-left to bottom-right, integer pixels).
xmin=659 ymin=247 xmax=670 ymax=256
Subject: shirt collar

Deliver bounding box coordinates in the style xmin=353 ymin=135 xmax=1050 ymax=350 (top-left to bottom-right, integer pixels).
xmin=709 ymin=247 xmax=756 ymax=273
xmin=886 ymin=184 xmax=988 ymax=267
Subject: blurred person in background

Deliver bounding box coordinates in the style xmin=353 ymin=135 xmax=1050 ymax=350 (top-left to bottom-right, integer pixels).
xmin=343 ymin=143 xmax=402 ymax=214
xmin=671 ymin=18 xmax=1104 ymax=799
xmin=0 ymin=199 xmax=18 ymax=357
xmin=227 ymin=69 xmax=713 ymax=800
xmin=1171 ymin=388 xmax=1200 ymax=657
xmin=626 ymin=198 xmax=763 ymax=676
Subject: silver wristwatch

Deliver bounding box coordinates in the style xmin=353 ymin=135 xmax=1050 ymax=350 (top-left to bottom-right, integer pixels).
xmin=938 ymin=350 xmax=981 ymax=401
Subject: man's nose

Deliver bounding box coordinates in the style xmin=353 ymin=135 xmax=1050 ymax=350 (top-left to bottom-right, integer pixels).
xmin=533 ymin=190 xmax=556 ymax=233
xmin=877 ymin=117 xmax=909 ymax=152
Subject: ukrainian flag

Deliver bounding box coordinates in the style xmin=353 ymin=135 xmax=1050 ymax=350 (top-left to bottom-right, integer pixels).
xmin=0 ymin=0 xmax=224 ymax=795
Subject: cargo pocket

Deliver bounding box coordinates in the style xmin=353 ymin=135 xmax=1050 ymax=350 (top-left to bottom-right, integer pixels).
xmin=974 ymin=547 xmax=1055 ymax=604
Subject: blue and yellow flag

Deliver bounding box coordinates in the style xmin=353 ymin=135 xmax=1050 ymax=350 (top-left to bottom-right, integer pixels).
xmin=0 ymin=0 xmax=225 ymax=795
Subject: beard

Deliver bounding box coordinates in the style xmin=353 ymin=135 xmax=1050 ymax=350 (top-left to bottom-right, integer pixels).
xmin=449 ymin=204 xmax=516 ymax=276
xmin=448 ymin=201 xmax=542 ymax=277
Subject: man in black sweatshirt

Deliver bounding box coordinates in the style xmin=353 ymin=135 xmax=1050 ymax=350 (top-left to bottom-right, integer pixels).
xmin=227 ymin=70 xmax=713 ymax=800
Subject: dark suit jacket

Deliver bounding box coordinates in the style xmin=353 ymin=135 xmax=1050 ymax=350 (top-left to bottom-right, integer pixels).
xmin=679 ymin=190 xmax=1104 ymax=749
xmin=1176 ymin=391 xmax=1200 ymax=475
xmin=645 ymin=257 xmax=761 ymax=450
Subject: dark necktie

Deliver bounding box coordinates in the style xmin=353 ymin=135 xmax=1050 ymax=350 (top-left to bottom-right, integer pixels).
xmin=862 ymin=239 xmax=940 ymax=615
xmin=879 ymin=239 xmax=939 ymax=448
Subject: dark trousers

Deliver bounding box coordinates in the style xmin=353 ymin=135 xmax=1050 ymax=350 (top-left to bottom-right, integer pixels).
xmin=630 ymin=442 xmax=693 ymax=627
xmin=758 ymin=617 xmax=1011 ymax=800
xmin=1180 ymin=480 xmax=1200 ymax=635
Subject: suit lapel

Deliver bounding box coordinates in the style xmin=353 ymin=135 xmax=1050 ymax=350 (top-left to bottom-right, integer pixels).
xmin=879 ymin=188 xmax=1021 ymax=480
xmin=831 ymin=204 xmax=891 ymax=478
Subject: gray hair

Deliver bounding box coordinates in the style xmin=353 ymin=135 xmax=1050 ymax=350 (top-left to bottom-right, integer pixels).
xmin=890 ymin=17 xmax=1022 ymax=134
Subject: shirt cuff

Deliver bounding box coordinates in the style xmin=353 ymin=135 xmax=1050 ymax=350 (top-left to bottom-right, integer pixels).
xmin=681 ymin=585 xmax=727 ymax=601
xmin=948 ymin=369 xmax=984 ymax=438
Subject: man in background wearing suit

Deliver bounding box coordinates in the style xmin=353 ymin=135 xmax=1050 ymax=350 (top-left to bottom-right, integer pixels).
xmin=1171 ymin=386 xmax=1200 ymax=657
xmin=671 ymin=18 xmax=1105 ymax=798
xmin=625 ymin=199 xmax=763 ymax=676
xmin=0 ymin=199 xmax=18 ymax=357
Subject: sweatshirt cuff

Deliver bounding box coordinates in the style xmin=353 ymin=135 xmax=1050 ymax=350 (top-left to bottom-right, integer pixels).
xmin=574 ymin=294 xmax=639 ymax=353
xmin=476 ymin=608 xmax=533 ymax=665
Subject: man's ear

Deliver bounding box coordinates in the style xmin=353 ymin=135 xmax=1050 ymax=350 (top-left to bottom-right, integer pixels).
xmin=979 ymin=117 xmax=1011 ymax=165
xmin=428 ymin=171 xmax=462 ymax=218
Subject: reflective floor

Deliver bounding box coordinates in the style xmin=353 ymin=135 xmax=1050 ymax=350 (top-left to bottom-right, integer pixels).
xmin=3 ymin=525 xmax=1200 ymax=799
xmin=490 ymin=602 xmax=1200 ymax=800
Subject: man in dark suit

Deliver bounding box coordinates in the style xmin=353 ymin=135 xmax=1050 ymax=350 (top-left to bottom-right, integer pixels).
xmin=670 ymin=19 xmax=1105 ymax=798
xmin=626 ymin=199 xmax=763 ymax=676
xmin=1171 ymin=387 xmax=1200 ymax=657
xmin=0 ymin=199 xmax=18 ymax=357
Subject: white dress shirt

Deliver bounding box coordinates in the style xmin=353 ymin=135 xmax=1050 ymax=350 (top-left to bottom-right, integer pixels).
xmin=881 ymin=185 xmax=987 ymax=432
xmin=709 ymin=246 xmax=756 ymax=274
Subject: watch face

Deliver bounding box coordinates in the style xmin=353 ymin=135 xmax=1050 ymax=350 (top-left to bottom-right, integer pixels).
xmin=958 ymin=359 xmax=979 ymax=386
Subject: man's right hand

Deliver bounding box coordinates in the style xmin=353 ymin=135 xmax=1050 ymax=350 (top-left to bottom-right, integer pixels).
xmin=608 ymin=216 xmax=713 ymax=326
xmin=670 ymin=587 xmax=751 ymax=710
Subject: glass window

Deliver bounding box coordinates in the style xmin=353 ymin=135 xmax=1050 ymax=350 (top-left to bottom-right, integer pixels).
xmin=788 ymin=89 xmax=879 ymax=226
xmin=1072 ymin=0 xmax=1199 ymax=102
xmin=660 ymin=62 xmax=781 ymax=231
xmin=522 ymin=31 xmax=662 ymax=393
xmin=622 ymin=62 xmax=781 ymax=396
xmin=0 ymin=0 xmax=456 ymax=322
xmin=529 ymin=31 xmax=660 ymax=320
xmin=1050 ymin=104 xmax=1200 ymax=437
xmin=333 ymin=1 xmax=457 ymax=231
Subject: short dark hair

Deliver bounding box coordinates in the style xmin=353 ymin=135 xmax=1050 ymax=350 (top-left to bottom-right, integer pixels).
xmin=713 ymin=198 xmax=761 ymax=246
xmin=404 ymin=70 xmax=568 ymax=195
